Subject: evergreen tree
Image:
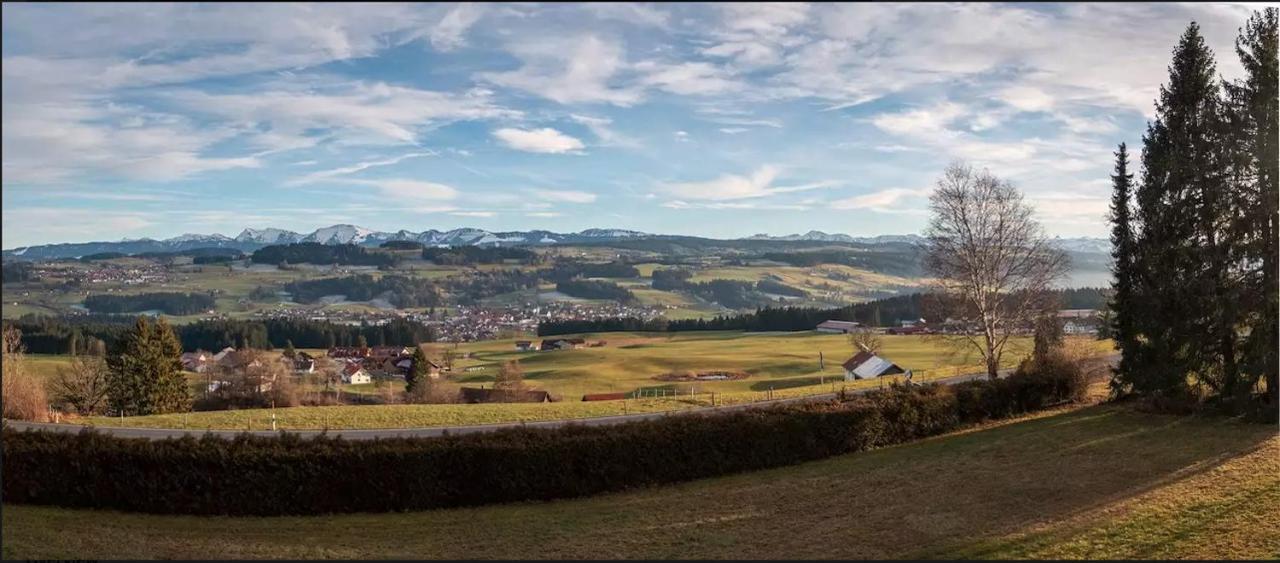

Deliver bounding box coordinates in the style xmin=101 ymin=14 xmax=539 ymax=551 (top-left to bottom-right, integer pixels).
xmin=1129 ymin=22 xmax=1226 ymax=398
xmin=1107 ymin=143 xmax=1140 ymax=394
xmin=106 ymin=317 xmax=156 ymax=416
xmin=1032 ymin=311 xmax=1064 ymax=362
xmin=283 ymin=339 xmax=296 ymax=359
xmin=105 ymin=316 xmax=190 ymax=416
xmin=1223 ymin=8 xmax=1279 ymax=406
xmin=150 ymin=317 xmax=191 ymax=414
xmin=356 ymin=334 xmax=368 ymax=349
xmin=405 ymin=345 xmax=432 ymax=395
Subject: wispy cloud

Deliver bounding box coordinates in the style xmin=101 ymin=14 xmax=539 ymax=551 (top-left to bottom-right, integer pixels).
xmin=527 ymin=189 xmax=598 ymax=203
xmin=286 ymin=151 xmax=435 ymax=186
xmin=664 ymin=165 xmax=837 ymax=201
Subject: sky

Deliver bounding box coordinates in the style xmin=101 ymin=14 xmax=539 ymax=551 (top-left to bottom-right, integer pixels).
xmin=1 ymin=2 xmax=1272 ymax=248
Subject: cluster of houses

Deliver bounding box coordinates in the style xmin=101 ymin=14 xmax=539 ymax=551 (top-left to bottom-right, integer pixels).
xmin=513 ymin=337 xmax=607 ymax=352
xmin=180 ymin=344 xmax=441 ymax=388
xmin=327 ymin=345 xmax=440 ymax=385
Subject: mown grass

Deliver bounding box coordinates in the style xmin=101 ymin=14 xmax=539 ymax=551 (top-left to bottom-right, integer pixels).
xmin=4 ymin=403 xmax=1273 ymax=560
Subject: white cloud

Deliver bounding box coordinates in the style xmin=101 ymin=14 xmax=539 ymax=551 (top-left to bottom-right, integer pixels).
xmin=346 ymin=178 xmax=459 ymax=201
xmin=429 ymin=3 xmax=485 ymax=51
xmin=663 ymin=165 xmax=834 ymax=202
xmin=529 ymin=189 xmax=597 ymax=203
xmin=569 ymin=114 xmax=637 ymax=147
xmin=479 ymin=35 xmax=642 ymax=105
xmin=526 ymin=211 xmax=564 ymax=218
xmin=635 ymin=61 xmax=740 ymax=96
xmin=830 ymin=187 xmax=930 ymax=212
xmin=451 ymin=210 xmax=495 ymax=218
xmin=493 ymin=127 xmax=585 ymax=154
xmin=171 ymin=82 xmax=518 ymax=147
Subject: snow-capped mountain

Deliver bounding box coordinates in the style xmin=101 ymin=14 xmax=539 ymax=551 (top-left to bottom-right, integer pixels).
xmin=235 ymin=228 xmax=301 ymax=245
xmin=0 ymin=223 xmax=1111 ymax=261
xmin=748 ymin=231 xmax=924 ymax=245
xmin=165 ymin=233 xmax=232 ymax=243
xmin=301 ymin=224 xmax=379 ymax=245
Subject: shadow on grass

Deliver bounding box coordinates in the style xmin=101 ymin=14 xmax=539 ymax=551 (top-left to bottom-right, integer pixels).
xmin=896 ymin=405 xmax=1276 ymax=561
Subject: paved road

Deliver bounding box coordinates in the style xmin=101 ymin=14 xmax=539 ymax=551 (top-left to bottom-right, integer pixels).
xmin=5 ymin=356 xmax=1115 ymax=441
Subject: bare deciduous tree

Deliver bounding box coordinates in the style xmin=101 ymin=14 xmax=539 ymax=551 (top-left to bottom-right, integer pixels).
xmin=848 ymin=330 xmax=883 ymax=355
xmin=53 ymin=354 xmax=111 ymax=415
xmin=923 ymin=162 xmax=1070 ymax=379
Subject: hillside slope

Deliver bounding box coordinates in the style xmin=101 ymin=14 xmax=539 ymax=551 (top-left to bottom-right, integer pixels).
xmin=3 ymin=403 xmax=1273 ymax=560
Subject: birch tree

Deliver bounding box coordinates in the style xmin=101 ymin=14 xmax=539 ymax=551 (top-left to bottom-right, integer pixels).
xmin=923 ymin=162 xmax=1070 ymax=379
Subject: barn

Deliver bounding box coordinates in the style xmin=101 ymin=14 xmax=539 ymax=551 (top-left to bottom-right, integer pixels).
xmin=841 ymin=351 xmax=907 ymax=380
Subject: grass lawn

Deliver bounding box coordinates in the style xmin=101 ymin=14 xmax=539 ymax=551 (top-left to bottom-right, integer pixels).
xmin=4 ymin=402 xmax=1274 ymax=560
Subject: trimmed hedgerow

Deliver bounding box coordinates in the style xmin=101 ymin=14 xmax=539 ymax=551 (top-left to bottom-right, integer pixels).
xmin=1 ymin=367 xmax=1088 ymax=516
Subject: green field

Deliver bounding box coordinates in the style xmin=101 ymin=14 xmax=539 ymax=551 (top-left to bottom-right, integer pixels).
xmin=43 ymin=333 xmax=1112 ymax=430
xmin=4 ymin=402 xmax=1273 ymax=560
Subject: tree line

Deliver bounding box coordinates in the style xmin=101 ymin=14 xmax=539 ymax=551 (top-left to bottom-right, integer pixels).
xmin=537 ymin=288 xmax=1109 ymax=336
xmin=1108 ymin=11 xmax=1278 ymax=415
xmin=422 ymin=246 xmax=538 ymax=265
xmin=554 ymin=279 xmax=636 ymax=302
xmin=82 ymin=292 xmax=216 ymax=315
xmin=251 ymin=243 xmax=398 ymax=267
xmin=4 ymin=314 xmax=436 ymax=354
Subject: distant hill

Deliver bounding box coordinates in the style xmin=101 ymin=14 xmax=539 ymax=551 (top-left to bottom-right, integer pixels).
xmin=1 ymin=223 xmax=1111 ymax=279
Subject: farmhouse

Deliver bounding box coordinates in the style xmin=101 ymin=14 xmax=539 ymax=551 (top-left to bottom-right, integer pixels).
xmin=842 ymin=351 xmax=907 ymax=381
xmin=369 ymin=346 xmax=412 ymax=360
xmin=341 ymin=362 xmax=372 ymax=384
xmin=540 ymin=337 xmax=586 ymax=351
xmin=180 ymin=351 xmax=211 ymax=373
xmin=328 ymin=346 xmax=371 ymax=359
xmin=459 ymin=387 xmax=556 ymax=403
xmin=514 ymin=340 xmax=535 ymax=351
xmin=816 ymin=320 xmax=861 ymax=334
xmin=292 ymin=352 xmax=315 ymax=374
xmin=211 ymin=346 xmax=236 ymax=363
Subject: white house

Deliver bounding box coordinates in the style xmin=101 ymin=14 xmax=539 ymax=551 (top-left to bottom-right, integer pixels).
xmin=842 ymin=351 xmax=907 ymax=381
xmin=341 ymin=362 xmax=371 ymax=384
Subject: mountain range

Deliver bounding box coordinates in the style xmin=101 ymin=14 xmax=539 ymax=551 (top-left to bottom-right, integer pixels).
xmin=2 ymin=225 xmax=1110 ymax=260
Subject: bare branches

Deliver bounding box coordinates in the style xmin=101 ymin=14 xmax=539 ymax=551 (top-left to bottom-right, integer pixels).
xmin=924 ymin=162 xmax=1070 ymax=378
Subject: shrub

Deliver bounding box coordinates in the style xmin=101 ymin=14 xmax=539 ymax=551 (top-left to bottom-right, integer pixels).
xmin=3 ymin=363 xmax=1095 ymax=516
xmin=2 ymin=326 xmax=48 ymax=422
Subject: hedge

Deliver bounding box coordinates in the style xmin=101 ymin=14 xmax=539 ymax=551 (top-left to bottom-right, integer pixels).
xmin=1 ymin=364 xmax=1087 ymax=516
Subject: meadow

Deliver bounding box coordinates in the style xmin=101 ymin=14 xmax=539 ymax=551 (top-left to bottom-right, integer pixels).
xmin=5 ymin=398 xmax=1273 ymax=560
xmin=61 ymin=332 xmax=1112 ymax=430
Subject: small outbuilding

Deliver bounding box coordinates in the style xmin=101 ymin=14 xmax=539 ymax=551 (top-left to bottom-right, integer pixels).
xmin=841 ymin=351 xmax=907 ymax=381
xmin=816 ymin=320 xmax=861 ymax=334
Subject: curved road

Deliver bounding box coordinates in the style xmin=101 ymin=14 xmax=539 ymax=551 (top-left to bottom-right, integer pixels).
xmin=5 ymin=356 xmax=1115 ymax=441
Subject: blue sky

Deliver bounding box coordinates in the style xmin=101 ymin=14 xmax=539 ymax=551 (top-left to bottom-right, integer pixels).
xmin=1 ymin=2 xmax=1269 ymax=248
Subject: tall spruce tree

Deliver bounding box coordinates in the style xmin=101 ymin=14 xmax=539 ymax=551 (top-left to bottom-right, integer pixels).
xmin=405 ymin=345 xmax=432 ymax=394
xmin=1129 ymin=22 xmax=1226 ymax=398
xmin=1223 ymin=8 xmax=1279 ymax=406
xmin=150 ymin=317 xmax=191 ymax=413
xmin=106 ymin=316 xmax=191 ymax=416
xmin=1107 ymin=143 xmax=1140 ymax=394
